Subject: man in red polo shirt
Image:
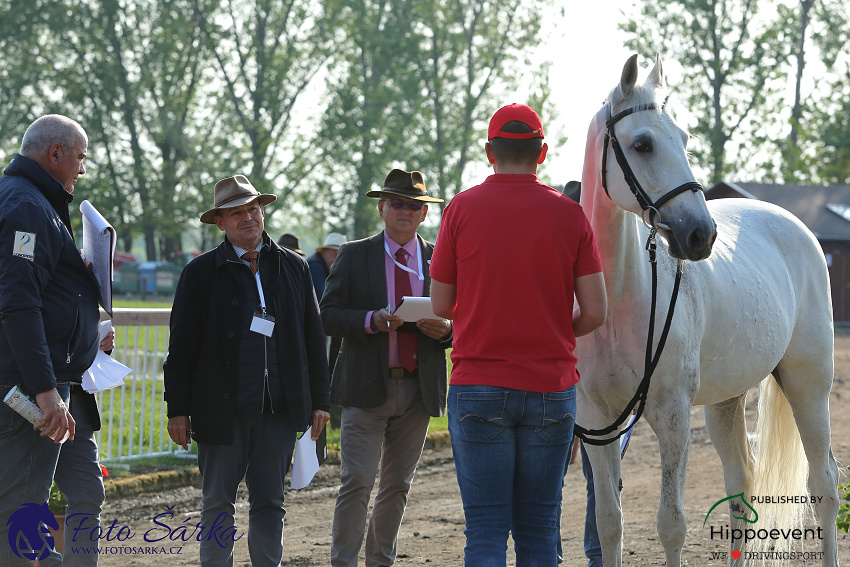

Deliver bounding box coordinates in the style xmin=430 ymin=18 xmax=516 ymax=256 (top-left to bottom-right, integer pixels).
xmin=431 ymin=103 xmax=607 ymax=566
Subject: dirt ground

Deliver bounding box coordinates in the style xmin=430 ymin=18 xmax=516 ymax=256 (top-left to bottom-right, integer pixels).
xmin=90 ymin=337 xmax=850 ymax=566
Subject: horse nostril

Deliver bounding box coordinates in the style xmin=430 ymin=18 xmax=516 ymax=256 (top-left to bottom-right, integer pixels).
xmin=688 ymin=228 xmax=708 ymax=252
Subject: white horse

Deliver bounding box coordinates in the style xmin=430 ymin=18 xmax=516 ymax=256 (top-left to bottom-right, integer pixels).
xmin=575 ymin=53 xmax=840 ymax=567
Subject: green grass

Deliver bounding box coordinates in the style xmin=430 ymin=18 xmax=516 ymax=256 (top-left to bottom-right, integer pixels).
xmin=100 ymin=302 xmax=452 ymax=459
xmin=114 ymin=299 xmax=173 ymax=309
xmin=324 ymin=415 xmax=448 ymax=451
xmin=103 ymin=455 xmax=198 ymax=480
xmin=95 ymin=374 xmax=188 ymax=461
xmin=111 ymin=298 xmax=171 ymax=357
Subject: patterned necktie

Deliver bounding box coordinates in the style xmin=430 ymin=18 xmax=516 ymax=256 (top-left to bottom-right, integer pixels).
xmin=394 ymin=248 xmax=418 ymax=373
xmin=242 ymin=251 xmax=259 ymax=275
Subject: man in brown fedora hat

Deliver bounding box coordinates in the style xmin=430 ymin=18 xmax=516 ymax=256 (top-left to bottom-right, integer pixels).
xmin=321 ymin=169 xmax=451 ymax=567
xmin=164 ymin=174 xmax=331 ymax=567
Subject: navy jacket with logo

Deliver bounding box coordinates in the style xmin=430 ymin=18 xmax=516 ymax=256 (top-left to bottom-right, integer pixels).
xmin=0 ymin=154 xmax=101 ymax=396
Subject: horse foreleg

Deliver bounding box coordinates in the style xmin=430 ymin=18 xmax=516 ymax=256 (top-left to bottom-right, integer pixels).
xmin=584 ymin=440 xmax=624 ymax=567
xmin=648 ymin=396 xmax=692 ymax=567
xmin=704 ymin=395 xmax=753 ymax=567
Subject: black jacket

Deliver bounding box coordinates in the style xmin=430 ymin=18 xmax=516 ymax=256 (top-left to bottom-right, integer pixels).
xmin=163 ymin=233 xmax=331 ymax=445
xmin=0 ymin=154 xmax=100 ymax=396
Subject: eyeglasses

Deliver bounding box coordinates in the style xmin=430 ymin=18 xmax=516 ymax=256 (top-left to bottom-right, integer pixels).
xmin=386 ymin=199 xmax=424 ymax=211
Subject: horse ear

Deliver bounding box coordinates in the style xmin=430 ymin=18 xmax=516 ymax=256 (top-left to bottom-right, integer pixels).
xmin=647 ymin=52 xmax=666 ymax=90
xmin=618 ymin=54 xmax=639 ymax=101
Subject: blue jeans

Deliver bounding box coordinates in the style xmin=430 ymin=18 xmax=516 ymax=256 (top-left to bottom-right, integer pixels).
xmin=448 ymin=384 xmax=575 ymax=567
xmin=557 ymin=441 xmax=602 ymax=566
xmin=580 ymin=442 xmax=602 ymax=566
xmin=0 ymin=382 xmax=70 ymax=567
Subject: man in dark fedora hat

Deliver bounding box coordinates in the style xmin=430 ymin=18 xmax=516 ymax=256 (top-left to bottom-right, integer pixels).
xmin=321 ymin=169 xmax=451 ymax=567
xmin=164 ymin=174 xmax=331 ymax=567
xmin=277 ymin=232 xmax=305 ymax=257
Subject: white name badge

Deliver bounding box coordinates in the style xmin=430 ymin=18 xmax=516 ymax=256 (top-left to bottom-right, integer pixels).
xmin=250 ymin=315 xmax=275 ymax=337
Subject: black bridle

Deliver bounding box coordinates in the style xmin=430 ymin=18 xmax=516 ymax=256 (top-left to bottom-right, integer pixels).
xmin=600 ymin=100 xmax=702 ymax=226
xmin=574 ymin=99 xmax=696 ymax=448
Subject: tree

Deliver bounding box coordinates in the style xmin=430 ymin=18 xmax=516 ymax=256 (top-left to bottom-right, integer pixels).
xmin=317 ymin=0 xmax=427 ymax=239
xmin=317 ymin=0 xmax=556 ymax=239
xmin=412 ymin=0 xmax=549 ymax=204
xmin=205 ymin=0 xmax=341 ymax=229
xmin=621 ymin=0 xmax=792 ymax=183
xmin=0 ymin=0 xmax=58 ymax=156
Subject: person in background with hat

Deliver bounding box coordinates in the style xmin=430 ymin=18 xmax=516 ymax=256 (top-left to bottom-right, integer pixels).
xmin=277 ymin=232 xmax=306 ymax=257
xmin=307 ymin=232 xmax=347 ymax=428
xmin=430 ymin=104 xmax=607 ymax=566
xmin=308 ymin=232 xmax=346 ymax=300
xmin=320 ymin=169 xmax=452 ymax=567
xmin=163 ymin=174 xmax=331 ymax=567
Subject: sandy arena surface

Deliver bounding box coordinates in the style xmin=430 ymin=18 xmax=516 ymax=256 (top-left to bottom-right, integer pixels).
xmin=86 ymin=336 xmax=850 ymax=566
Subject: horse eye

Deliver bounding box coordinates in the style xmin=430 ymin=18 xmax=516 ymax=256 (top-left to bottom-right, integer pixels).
xmin=634 ymin=139 xmax=653 ymax=153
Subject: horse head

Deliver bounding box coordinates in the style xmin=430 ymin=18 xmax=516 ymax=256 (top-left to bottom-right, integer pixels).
xmin=602 ymin=53 xmax=716 ymax=261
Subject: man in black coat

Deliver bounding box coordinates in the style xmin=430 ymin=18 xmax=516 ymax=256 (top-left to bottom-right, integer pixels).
xmin=0 ymin=114 xmax=104 ymax=567
xmin=320 ymin=169 xmax=451 ymax=567
xmin=164 ymin=175 xmax=330 ymax=567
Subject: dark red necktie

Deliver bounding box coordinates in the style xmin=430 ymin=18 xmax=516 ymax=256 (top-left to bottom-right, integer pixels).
xmin=394 ymin=248 xmax=418 ymax=372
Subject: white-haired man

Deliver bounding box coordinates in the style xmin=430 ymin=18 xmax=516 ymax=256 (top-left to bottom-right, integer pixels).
xmin=0 ymin=115 xmax=103 ymax=567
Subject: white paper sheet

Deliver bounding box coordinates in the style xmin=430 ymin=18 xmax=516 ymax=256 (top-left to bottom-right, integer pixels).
xmin=619 ymin=411 xmax=638 ymax=459
xmin=82 ymin=321 xmax=132 ymax=394
xmin=291 ymin=426 xmax=327 ymax=489
xmin=391 ymin=296 xmax=441 ymax=322
xmin=80 ymin=200 xmax=117 ymax=314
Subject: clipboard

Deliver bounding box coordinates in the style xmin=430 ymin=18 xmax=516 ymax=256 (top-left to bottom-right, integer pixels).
xmin=80 ymin=200 xmax=116 ymax=315
xmin=391 ymin=296 xmax=441 ymax=322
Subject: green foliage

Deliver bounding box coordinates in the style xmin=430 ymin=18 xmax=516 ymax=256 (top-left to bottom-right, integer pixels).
xmin=316 ymin=0 xmax=552 ymax=239
xmin=621 ymin=0 xmax=792 ymax=184
xmin=411 ymin=0 xmax=550 ymax=204
xmin=0 ymin=0 xmax=557 ymax=250
xmin=808 ymin=69 xmax=850 ymax=185
xmin=48 ymin=482 xmax=67 ymax=515
xmin=618 ymin=0 xmax=850 ymax=187
xmin=839 ymin=476 xmax=850 ymax=534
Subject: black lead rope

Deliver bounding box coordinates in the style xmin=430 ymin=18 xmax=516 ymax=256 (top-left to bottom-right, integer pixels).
xmin=574 ymin=230 xmax=685 ymax=446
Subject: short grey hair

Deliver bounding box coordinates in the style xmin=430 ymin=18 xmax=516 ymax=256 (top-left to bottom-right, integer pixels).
xmin=20 ymin=114 xmax=87 ymax=157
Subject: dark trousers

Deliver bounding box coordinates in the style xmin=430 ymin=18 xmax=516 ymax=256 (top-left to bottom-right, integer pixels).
xmin=197 ymin=413 xmax=297 ymax=567
xmin=42 ymin=390 xmax=105 ymax=567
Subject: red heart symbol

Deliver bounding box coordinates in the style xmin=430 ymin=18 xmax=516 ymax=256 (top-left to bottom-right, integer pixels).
xmin=731 ymin=551 xmax=742 ymax=559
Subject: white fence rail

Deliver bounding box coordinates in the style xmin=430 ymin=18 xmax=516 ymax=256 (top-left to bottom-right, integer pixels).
xmin=95 ymin=308 xmax=189 ymax=462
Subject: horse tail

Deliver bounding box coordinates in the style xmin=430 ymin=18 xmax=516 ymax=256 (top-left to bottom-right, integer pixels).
xmin=748 ymin=373 xmax=811 ymax=556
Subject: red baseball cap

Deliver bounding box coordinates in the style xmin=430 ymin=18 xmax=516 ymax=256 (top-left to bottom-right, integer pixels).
xmin=487 ymin=103 xmax=545 ymax=140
